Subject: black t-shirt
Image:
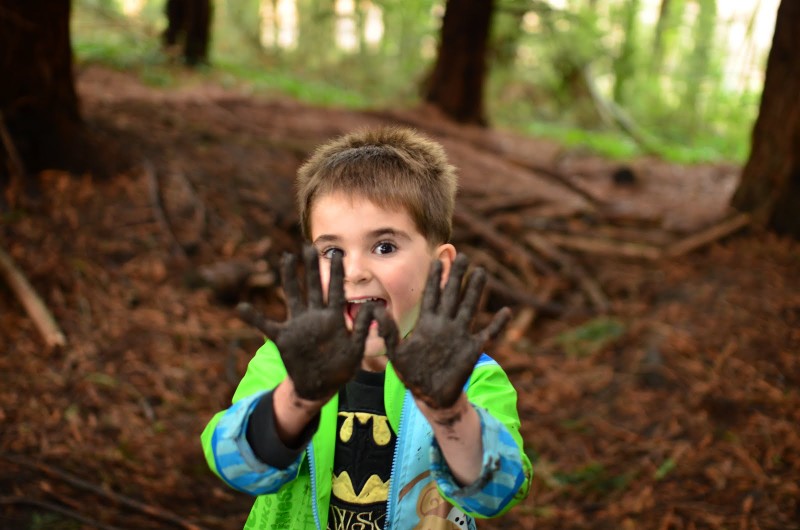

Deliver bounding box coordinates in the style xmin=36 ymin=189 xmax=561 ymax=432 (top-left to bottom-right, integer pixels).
xmin=328 ymin=370 xmax=397 ymax=530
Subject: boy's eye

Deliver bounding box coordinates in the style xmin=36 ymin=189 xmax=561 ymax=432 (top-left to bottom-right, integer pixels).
xmin=374 ymin=242 xmax=396 ymax=255
xmin=321 ymin=247 xmax=344 ymax=259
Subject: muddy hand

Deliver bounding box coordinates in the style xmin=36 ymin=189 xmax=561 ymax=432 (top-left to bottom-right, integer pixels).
xmin=237 ymin=245 xmax=376 ymax=401
xmin=382 ymin=254 xmax=512 ymax=410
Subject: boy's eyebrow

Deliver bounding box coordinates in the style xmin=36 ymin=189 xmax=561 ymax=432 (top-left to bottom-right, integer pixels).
xmin=312 ymin=228 xmax=412 ymax=245
xmin=368 ymin=228 xmax=412 ymax=240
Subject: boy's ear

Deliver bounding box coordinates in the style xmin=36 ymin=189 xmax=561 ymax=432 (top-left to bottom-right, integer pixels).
xmin=434 ymin=243 xmax=457 ymax=289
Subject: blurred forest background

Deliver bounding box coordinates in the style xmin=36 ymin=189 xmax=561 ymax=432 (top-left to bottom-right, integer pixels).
xmin=1 ymin=0 xmax=799 ymax=529
xmin=71 ymin=0 xmax=778 ymax=163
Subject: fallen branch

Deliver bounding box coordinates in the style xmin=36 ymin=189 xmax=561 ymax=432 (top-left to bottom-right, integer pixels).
xmin=1 ymin=454 xmax=207 ymax=530
xmin=485 ymin=275 xmax=564 ymax=317
xmin=461 ymin=244 xmax=536 ymax=295
xmin=0 ymin=496 xmax=123 ymax=530
xmin=499 ymin=307 xmax=537 ymax=348
xmin=525 ymin=232 xmax=610 ymax=312
xmin=454 ymin=207 xmax=554 ymax=282
xmin=0 ymin=246 xmax=66 ymax=350
xmin=664 ymin=213 xmax=751 ymax=258
xmin=168 ymin=164 xmax=208 ymax=251
xmin=143 ymin=160 xmax=187 ymax=260
xmin=0 ymin=110 xmax=26 ymax=206
xmin=466 ymin=194 xmax=549 ymax=216
xmin=543 ymin=232 xmax=663 ymax=260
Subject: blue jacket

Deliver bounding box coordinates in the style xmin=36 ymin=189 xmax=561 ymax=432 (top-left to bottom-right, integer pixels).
xmin=201 ymin=341 xmax=532 ymax=529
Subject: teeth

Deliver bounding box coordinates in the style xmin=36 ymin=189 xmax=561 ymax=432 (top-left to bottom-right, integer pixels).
xmin=348 ymin=298 xmax=381 ymax=304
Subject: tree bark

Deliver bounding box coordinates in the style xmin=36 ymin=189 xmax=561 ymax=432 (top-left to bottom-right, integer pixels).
xmin=731 ymin=0 xmax=800 ymax=237
xmin=163 ymin=0 xmax=212 ymax=66
xmin=0 ymin=0 xmax=85 ymax=192
xmin=423 ymin=0 xmax=494 ymax=126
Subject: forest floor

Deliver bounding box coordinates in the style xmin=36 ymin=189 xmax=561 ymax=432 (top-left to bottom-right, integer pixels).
xmin=1 ymin=64 xmax=798 ymax=530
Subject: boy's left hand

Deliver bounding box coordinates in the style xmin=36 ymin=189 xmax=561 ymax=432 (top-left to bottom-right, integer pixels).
xmin=377 ymin=254 xmax=511 ymax=412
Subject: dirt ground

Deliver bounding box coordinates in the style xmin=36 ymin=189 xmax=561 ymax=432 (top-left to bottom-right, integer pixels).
xmin=1 ymin=65 xmax=798 ymax=530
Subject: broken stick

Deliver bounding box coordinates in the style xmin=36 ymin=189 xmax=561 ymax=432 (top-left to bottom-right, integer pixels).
xmin=525 ymin=232 xmax=610 ymax=312
xmin=143 ymin=160 xmax=187 ymax=260
xmin=1 ymin=454 xmax=207 ymax=530
xmin=0 ymin=246 xmax=66 ymax=350
xmin=544 ymin=232 xmax=663 ymax=260
xmin=664 ymin=213 xmax=751 ymax=258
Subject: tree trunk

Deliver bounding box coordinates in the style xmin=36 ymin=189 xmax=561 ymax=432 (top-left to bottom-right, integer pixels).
xmin=613 ymin=0 xmax=641 ymax=105
xmin=163 ymin=0 xmax=212 ymax=66
xmin=732 ymin=0 xmax=800 ymax=237
xmin=681 ymin=0 xmax=716 ymax=133
xmin=0 ymin=0 xmax=85 ymax=196
xmin=423 ymin=0 xmax=494 ymax=126
xmin=650 ymin=0 xmax=671 ymax=74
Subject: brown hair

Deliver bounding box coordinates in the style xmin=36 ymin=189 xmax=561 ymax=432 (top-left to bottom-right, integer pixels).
xmin=296 ymin=126 xmax=457 ymax=245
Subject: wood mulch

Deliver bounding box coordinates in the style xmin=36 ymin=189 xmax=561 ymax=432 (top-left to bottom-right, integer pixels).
xmin=1 ymin=65 xmax=798 ymax=530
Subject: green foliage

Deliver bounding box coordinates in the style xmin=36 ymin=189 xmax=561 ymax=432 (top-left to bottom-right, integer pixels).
xmin=29 ymin=512 xmax=80 ymax=530
xmin=70 ymin=0 xmax=768 ymax=164
xmin=556 ymin=317 xmax=626 ymax=358
xmin=654 ymin=457 xmax=677 ymax=480
xmin=553 ymin=461 xmax=633 ymax=493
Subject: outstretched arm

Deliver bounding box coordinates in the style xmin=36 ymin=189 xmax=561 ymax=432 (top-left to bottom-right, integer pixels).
xmin=238 ymin=245 xmax=377 ymax=447
xmin=376 ymin=254 xmax=510 ymax=485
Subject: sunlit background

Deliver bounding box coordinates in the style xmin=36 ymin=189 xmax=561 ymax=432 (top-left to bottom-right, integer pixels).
xmin=72 ymin=0 xmax=780 ymax=163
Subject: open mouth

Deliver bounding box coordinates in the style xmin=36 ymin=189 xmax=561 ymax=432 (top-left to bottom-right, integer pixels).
xmin=346 ymin=297 xmax=387 ymax=322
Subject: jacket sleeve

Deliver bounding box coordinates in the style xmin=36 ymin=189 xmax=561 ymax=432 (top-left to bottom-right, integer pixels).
xmin=200 ymin=340 xmax=306 ymax=495
xmin=429 ymin=355 xmax=532 ymax=518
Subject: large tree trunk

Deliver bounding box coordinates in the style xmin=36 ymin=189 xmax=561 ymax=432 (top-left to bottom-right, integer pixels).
xmin=423 ymin=0 xmax=494 ymax=126
xmin=163 ymin=0 xmax=212 ymax=66
xmin=0 ymin=0 xmax=85 ymax=195
xmin=731 ymin=0 xmax=800 ymax=237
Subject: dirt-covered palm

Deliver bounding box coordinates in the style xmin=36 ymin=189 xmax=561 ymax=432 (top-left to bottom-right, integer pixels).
xmin=237 ymin=245 xmax=375 ymax=401
xmin=380 ymin=254 xmax=512 ymax=410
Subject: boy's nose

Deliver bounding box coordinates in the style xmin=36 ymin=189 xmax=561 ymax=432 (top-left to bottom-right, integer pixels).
xmin=343 ymin=254 xmax=371 ymax=284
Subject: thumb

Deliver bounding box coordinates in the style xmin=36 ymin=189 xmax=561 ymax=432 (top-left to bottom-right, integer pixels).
xmin=237 ymin=302 xmax=283 ymax=339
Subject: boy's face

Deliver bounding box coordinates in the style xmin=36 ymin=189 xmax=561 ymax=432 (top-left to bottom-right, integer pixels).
xmin=310 ymin=192 xmax=455 ymax=367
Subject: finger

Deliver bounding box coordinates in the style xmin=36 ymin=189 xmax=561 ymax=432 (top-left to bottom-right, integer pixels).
xmin=455 ymin=267 xmax=487 ymax=326
xmin=351 ymin=301 xmax=376 ymax=347
xmin=237 ymin=302 xmax=284 ymax=339
xmin=327 ymin=251 xmax=345 ymax=309
xmin=280 ymin=252 xmax=304 ymax=316
xmin=440 ymin=254 xmax=469 ymax=318
xmin=475 ymin=306 xmax=513 ymax=345
xmin=303 ymin=244 xmax=324 ymax=308
xmin=420 ymin=260 xmax=443 ymax=313
xmin=373 ymin=306 xmax=399 ymax=356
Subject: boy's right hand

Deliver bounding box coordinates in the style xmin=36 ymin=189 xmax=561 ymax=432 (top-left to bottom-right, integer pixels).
xmin=237 ymin=245 xmax=376 ymax=402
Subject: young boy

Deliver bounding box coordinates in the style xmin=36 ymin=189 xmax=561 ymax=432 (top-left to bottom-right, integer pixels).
xmin=201 ymin=127 xmax=532 ymax=529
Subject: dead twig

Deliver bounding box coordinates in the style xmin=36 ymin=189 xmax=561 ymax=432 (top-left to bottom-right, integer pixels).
xmin=0 ymin=496 xmax=124 ymax=530
xmin=143 ymin=160 xmax=187 ymax=260
xmin=460 ymin=243 xmax=563 ymax=316
xmin=169 ymin=164 xmax=208 ymax=249
xmin=543 ymin=232 xmax=663 ymax=260
xmin=0 ymin=246 xmax=66 ymax=350
xmin=664 ymin=213 xmax=751 ymax=258
xmin=462 ymin=244 xmax=537 ymax=297
xmin=486 ymin=275 xmax=564 ymax=317
xmin=0 ymin=110 xmax=26 ymax=206
xmin=454 ymin=207 xmax=554 ymax=282
xmin=1 ymin=454 xmax=207 ymax=530
xmin=524 ymin=232 xmax=610 ymax=312
xmin=503 ymin=153 xmax=606 ymax=209
xmin=466 ymin=194 xmax=549 ymax=215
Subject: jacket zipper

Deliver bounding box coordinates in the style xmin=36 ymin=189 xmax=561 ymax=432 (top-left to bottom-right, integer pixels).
xmin=307 ymin=444 xmax=322 ymax=530
xmin=384 ymin=391 xmax=408 ymax=530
